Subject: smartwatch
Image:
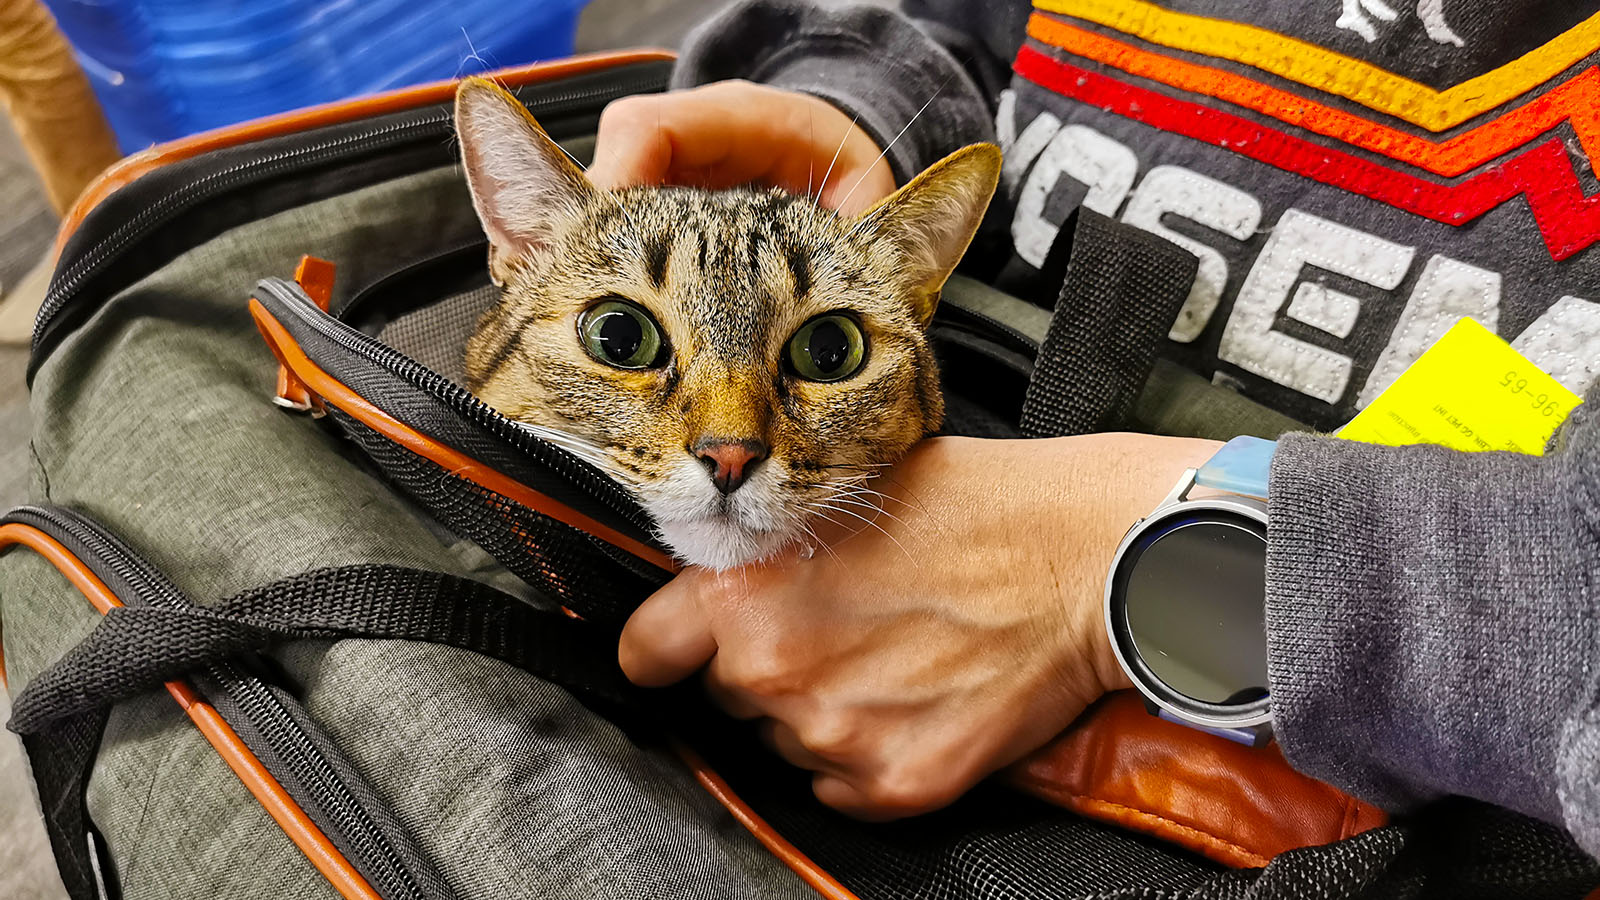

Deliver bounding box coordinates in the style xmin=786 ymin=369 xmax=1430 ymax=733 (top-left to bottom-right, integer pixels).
xmin=1104 ymin=436 xmax=1276 ymax=747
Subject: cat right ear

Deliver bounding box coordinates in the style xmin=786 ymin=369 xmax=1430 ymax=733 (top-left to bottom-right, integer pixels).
xmin=455 ymin=77 xmax=597 ymax=284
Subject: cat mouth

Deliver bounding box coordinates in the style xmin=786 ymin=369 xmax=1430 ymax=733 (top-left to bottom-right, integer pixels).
xmin=642 ymin=461 xmax=803 ymax=570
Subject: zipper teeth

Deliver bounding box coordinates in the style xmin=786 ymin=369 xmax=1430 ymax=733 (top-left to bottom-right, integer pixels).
xmin=261 ymin=280 xmax=657 ymax=535
xmin=6 ymin=505 xmax=424 ymax=900
xmin=35 ymin=114 xmax=445 ymax=350
xmin=221 ymin=661 xmax=422 ymax=900
xmin=35 ymin=74 xmax=663 ymax=354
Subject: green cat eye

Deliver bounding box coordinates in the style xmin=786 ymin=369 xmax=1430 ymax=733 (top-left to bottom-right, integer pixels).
xmin=579 ymin=299 xmax=667 ymax=370
xmin=786 ymin=314 xmax=866 ymax=383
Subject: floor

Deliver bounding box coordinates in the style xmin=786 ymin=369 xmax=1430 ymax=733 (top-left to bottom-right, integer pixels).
xmin=0 ymin=1 xmax=886 ymax=897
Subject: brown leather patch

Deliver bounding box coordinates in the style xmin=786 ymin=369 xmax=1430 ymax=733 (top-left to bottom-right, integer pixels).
xmin=1007 ymin=691 xmax=1388 ymax=868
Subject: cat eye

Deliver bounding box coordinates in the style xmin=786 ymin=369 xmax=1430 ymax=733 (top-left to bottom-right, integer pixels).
xmin=579 ymin=299 xmax=668 ymax=370
xmin=786 ymin=314 xmax=867 ymax=383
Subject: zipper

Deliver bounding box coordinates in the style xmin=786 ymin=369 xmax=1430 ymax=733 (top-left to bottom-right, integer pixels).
xmin=4 ymin=505 xmax=432 ymax=900
xmin=258 ymin=277 xmax=659 ymax=539
xmin=33 ymin=68 xmax=667 ymax=362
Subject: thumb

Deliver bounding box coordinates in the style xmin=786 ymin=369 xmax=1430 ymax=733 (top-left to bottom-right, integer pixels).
xmin=618 ymin=574 xmax=718 ymax=687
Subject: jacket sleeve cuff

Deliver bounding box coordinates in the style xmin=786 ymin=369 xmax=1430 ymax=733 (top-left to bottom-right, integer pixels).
xmin=1264 ymin=430 xmax=1594 ymax=828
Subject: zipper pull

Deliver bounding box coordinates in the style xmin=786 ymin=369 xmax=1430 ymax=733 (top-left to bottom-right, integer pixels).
xmin=272 ymin=255 xmax=335 ymax=416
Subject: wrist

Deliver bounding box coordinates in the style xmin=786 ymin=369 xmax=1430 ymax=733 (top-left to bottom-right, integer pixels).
xmin=1038 ymin=434 xmax=1222 ymax=709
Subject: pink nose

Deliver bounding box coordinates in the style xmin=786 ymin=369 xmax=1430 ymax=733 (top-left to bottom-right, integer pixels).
xmin=693 ymin=438 xmax=769 ymax=495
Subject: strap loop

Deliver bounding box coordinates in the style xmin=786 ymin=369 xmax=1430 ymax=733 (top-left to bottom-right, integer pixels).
xmin=9 ymin=565 xmax=633 ymax=736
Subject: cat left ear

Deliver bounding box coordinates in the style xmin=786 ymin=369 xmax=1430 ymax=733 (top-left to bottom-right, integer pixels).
xmin=855 ymin=143 xmax=1001 ymax=327
xmin=455 ymin=77 xmax=597 ymax=284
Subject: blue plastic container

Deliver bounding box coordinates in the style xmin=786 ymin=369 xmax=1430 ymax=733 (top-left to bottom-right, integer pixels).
xmin=43 ymin=0 xmax=590 ymax=153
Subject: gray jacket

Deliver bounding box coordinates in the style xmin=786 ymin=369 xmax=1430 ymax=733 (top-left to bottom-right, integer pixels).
xmin=673 ymin=0 xmax=1600 ymax=857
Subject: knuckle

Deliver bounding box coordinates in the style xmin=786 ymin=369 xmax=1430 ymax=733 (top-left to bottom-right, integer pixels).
xmin=727 ymin=649 xmax=794 ymax=697
xmin=799 ymin=715 xmax=857 ymax=758
xmin=865 ymin=767 xmax=954 ymax=814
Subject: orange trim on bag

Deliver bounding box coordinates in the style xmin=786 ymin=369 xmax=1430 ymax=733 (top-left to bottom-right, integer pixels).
xmin=275 ymin=256 xmax=338 ymax=413
xmin=670 ymin=739 xmax=862 ymax=900
xmin=54 ymin=49 xmax=675 ymax=257
xmin=1027 ymin=15 xmax=1600 ymax=178
xmin=0 ymin=523 xmax=382 ymax=900
xmin=249 ymin=298 xmax=679 ymax=573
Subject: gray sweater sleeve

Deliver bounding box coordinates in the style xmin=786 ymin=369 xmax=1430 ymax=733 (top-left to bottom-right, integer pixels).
xmin=1266 ymin=396 xmax=1600 ymax=856
xmin=671 ymin=0 xmax=1010 ymax=184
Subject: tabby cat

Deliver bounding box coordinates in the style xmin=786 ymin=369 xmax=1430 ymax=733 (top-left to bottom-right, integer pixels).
xmin=454 ymin=78 xmax=1000 ymax=569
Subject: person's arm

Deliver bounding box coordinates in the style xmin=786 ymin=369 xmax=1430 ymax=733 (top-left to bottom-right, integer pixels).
xmin=1265 ymin=400 xmax=1600 ymax=856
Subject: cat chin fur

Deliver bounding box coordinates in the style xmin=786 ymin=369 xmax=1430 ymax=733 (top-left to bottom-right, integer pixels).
xmin=654 ymin=517 xmax=798 ymax=571
xmin=644 ymin=456 xmax=803 ymax=570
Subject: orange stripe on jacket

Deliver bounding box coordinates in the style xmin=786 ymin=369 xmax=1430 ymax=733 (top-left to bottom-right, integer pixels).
xmin=1027 ymin=14 xmax=1600 ymax=178
xmin=1035 ymin=0 xmax=1600 ymax=131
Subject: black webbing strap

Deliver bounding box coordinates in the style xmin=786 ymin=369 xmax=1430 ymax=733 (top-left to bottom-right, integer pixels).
xmin=20 ymin=712 xmax=112 ymax=900
xmin=1019 ymin=210 xmax=1199 ymax=438
xmin=9 ymin=564 xmax=634 ymax=736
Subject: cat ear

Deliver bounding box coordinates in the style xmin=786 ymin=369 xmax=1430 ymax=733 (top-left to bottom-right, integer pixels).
xmin=855 ymin=143 xmax=1001 ymax=326
xmin=455 ymin=77 xmax=597 ymax=284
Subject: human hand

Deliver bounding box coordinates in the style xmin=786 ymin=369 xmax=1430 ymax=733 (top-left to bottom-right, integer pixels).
xmin=618 ymin=432 xmax=1223 ymax=819
xmin=586 ymin=80 xmax=897 ymax=216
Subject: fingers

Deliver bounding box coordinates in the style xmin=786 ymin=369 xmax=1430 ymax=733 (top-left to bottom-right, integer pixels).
xmin=701 ymin=665 xmax=764 ymax=720
xmin=759 ymin=720 xmax=839 ymax=774
xmin=587 ymin=81 xmax=895 ymax=214
xmin=812 ymin=775 xmax=909 ymax=822
xmin=617 ymin=576 xmax=717 ymax=687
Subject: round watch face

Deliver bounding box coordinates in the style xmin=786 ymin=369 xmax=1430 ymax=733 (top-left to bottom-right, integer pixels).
xmin=1109 ymin=506 xmax=1269 ymax=722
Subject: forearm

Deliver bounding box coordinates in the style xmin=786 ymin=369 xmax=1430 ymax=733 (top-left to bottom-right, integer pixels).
xmin=672 ymin=0 xmax=998 ymax=183
xmin=1265 ymin=410 xmax=1600 ymax=852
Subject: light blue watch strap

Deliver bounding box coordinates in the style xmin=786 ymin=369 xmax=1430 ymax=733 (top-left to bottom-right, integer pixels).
xmin=1194 ymin=435 xmax=1276 ymax=499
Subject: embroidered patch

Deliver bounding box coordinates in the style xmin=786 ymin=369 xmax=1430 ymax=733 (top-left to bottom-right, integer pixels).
xmin=1119 ymin=165 xmax=1262 ymax=343
xmin=1512 ymin=296 xmax=1600 ymax=396
xmin=1358 ymin=255 xmax=1501 ymax=408
xmin=1218 ymin=209 xmax=1414 ymax=404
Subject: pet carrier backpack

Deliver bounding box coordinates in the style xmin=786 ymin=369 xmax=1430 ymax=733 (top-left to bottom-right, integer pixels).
xmin=2 ymin=50 xmax=1597 ymax=900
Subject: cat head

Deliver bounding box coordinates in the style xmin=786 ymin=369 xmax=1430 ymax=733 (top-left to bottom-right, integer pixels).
xmin=455 ymin=77 xmax=999 ymax=569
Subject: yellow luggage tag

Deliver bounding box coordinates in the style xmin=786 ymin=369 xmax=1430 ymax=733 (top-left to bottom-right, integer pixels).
xmin=1338 ymin=318 xmax=1581 ymax=454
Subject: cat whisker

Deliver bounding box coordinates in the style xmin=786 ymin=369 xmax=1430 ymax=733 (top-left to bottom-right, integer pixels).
xmin=807 ymin=104 xmax=815 ymax=201
xmin=833 ymin=481 xmax=925 ymax=516
xmin=809 ymin=500 xmax=917 ymax=564
xmin=835 ymin=73 xmax=958 ymax=224
xmin=826 ymin=489 xmax=915 ymax=530
xmin=511 ymin=422 xmax=635 ymax=483
xmin=815 ymin=470 xmax=921 ymax=515
xmin=796 ymin=517 xmax=843 ymax=565
xmin=542 ymin=124 xmax=641 ymax=232
xmin=813 ymin=110 xmax=864 ymax=232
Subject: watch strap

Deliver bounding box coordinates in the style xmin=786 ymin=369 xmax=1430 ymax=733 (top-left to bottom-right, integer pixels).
xmin=1194 ymin=436 xmax=1276 ymax=500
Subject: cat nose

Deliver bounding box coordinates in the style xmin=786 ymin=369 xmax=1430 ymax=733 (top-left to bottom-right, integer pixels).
xmin=693 ymin=438 xmax=769 ymax=495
